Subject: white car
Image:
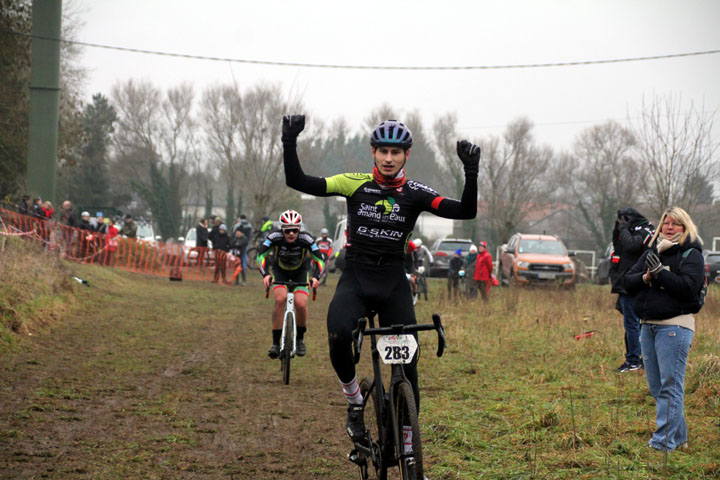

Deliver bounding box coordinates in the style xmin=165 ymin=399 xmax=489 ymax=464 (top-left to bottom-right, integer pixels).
xmin=180 ymin=227 xmax=213 ymax=265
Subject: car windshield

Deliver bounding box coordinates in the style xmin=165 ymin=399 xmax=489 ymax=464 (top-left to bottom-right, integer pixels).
xmin=137 ymin=224 xmax=154 ymax=238
xmin=518 ymin=239 xmax=566 ymax=255
xmin=706 ymin=254 xmax=720 ymax=264
xmin=439 ymin=241 xmax=471 ymax=252
xmin=186 ymin=229 xmax=196 ymax=242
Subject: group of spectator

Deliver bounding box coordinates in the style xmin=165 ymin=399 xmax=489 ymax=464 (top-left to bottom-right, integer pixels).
xmin=446 ymin=242 xmax=495 ymax=301
xmin=194 ymin=214 xmax=254 ymax=286
xmin=13 ymin=195 xmax=141 ymax=264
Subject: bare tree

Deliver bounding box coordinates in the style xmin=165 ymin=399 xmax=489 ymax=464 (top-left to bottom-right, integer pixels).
xmin=110 ymin=80 xmax=194 ymax=238
xmin=634 ymin=94 xmax=718 ymax=217
xmin=237 ymin=83 xmax=303 ymax=224
xmin=565 ymin=120 xmax=640 ymax=251
xmin=480 ymin=117 xmax=556 ymax=245
xmin=200 ymin=84 xmax=242 ymax=222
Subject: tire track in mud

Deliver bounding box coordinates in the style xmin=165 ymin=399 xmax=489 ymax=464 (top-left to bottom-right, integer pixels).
xmin=0 ymin=267 xmax=360 ymax=479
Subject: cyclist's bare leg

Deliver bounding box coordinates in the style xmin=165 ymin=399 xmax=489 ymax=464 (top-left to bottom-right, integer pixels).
xmin=272 ymin=286 xmax=287 ymax=330
xmin=294 ymin=290 xmax=309 ymax=327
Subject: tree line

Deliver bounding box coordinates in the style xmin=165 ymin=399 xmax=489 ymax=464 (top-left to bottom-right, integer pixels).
xmin=2 ymin=1 xmax=717 ymax=250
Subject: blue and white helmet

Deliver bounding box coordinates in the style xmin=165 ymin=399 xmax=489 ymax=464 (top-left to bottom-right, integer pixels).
xmin=370 ymin=120 xmax=413 ymax=149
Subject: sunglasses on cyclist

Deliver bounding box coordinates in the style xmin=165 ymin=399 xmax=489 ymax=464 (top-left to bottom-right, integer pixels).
xmin=282 ymin=228 xmax=300 ymax=234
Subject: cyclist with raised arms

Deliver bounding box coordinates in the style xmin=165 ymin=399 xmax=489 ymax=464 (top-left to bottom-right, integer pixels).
xmin=256 ymin=209 xmax=325 ymax=358
xmin=281 ymin=115 xmax=479 ymax=450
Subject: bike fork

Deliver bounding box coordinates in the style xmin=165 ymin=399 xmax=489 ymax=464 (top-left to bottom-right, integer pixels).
xmin=280 ymin=293 xmax=296 ymax=357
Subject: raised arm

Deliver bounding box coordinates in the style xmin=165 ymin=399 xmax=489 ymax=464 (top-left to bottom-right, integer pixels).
xmin=432 ymin=140 xmax=480 ymax=220
xmin=282 ymin=115 xmax=330 ymax=197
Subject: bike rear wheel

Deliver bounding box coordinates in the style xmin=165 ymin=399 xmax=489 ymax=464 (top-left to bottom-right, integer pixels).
xmin=281 ymin=317 xmax=293 ymax=385
xmin=395 ymin=382 xmax=423 ymax=480
xmin=360 ymin=377 xmax=387 ymax=480
xmin=418 ymin=275 xmax=428 ymax=301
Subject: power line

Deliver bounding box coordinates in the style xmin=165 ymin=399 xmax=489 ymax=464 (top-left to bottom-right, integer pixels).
xmin=2 ymin=27 xmax=719 ymax=71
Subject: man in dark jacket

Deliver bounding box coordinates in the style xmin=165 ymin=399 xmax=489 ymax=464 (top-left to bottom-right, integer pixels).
xmin=609 ymin=207 xmax=655 ymax=372
xmin=448 ymin=249 xmax=464 ymax=300
xmin=195 ymin=218 xmax=209 ymax=267
xmin=212 ymin=224 xmax=231 ymax=284
xmin=17 ymin=194 xmax=31 ymax=215
xmin=229 ymin=228 xmax=249 ymax=285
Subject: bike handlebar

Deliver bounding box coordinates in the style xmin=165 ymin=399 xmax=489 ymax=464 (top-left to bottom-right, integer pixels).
xmin=352 ymin=313 xmax=446 ymax=364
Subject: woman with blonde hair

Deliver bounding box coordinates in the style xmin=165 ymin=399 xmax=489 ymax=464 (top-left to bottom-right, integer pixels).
xmin=623 ymin=206 xmax=705 ymax=452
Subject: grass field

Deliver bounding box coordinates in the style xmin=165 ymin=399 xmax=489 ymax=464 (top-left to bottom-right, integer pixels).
xmin=1 ymin=242 xmax=719 ymax=479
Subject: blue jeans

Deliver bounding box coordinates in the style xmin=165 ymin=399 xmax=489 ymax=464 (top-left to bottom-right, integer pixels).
xmin=619 ymin=295 xmax=642 ymax=363
xmin=640 ymin=323 xmax=693 ymax=451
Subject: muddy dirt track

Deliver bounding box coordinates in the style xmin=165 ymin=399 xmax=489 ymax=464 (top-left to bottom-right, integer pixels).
xmin=0 ymin=267 xmax=384 ymax=479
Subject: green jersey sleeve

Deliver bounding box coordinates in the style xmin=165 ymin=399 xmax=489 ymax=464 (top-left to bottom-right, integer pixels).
xmin=325 ymin=173 xmax=373 ymax=197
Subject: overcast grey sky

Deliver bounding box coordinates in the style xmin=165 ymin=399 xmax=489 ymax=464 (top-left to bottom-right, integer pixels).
xmin=75 ymin=0 xmax=720 ymax=151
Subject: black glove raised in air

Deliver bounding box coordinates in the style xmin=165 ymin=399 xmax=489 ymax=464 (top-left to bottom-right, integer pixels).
xmin=282 ymin=115 xmax=305 ymax=143
xmin=456 ymin=140 xmax=481 ymax=176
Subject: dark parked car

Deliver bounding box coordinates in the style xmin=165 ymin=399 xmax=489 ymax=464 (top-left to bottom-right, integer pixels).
xmin=428 ymin=238 xmax=473 ymax=277
xmin=704 ymin=251 xmax=720 ymax=284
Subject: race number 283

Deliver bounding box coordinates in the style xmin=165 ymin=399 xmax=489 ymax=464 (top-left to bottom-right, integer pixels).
xmin=377 ymin=334 xmax=418 ymax=365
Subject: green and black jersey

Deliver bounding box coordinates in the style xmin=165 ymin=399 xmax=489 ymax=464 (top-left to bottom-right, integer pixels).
xmin=256 ymin=230 xmax=325 ymax=278
xmin=283 ymin=143 xmax=477 ymax=261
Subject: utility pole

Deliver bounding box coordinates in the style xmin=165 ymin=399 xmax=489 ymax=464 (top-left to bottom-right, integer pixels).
xmin=25 ymin=0 xmax=62 ymax=202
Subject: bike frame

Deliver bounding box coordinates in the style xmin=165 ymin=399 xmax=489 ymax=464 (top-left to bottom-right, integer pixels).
xmin=351 ymin=313 xmax=445 ymax=478
xmin=281 ymin=290 xmax=297 ymax=357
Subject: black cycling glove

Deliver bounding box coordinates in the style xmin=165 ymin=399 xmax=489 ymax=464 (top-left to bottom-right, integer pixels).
xmin=282 ymin=115 xmax=305 ymax=143
xmin=457 ymin=140 xmax=481 ymax=176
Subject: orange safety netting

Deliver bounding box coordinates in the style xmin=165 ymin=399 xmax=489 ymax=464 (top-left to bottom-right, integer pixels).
xmin=0 ymin=208 xmax=242 ymax=284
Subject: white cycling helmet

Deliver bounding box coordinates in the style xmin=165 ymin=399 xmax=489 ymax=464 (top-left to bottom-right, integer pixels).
xmin=279 ymin=209 xmax=302 ymax=229
xmin=320 ymin=227 xmax=329 ymax=235
xmin=414 ymin=238 xmax=423 ymax=248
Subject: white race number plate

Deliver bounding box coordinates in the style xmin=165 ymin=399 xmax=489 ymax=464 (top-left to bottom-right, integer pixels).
xmin=377 ymin=334 xmax=418 ymax=365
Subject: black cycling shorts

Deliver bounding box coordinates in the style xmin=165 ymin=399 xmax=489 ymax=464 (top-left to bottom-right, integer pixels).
xmin=272 ymin=267 xmax=310 ymax=294
xmin=326 ymin=257 xmax=420 ymax=408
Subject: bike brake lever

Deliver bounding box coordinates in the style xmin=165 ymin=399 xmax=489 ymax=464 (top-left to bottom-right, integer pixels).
xmin=432 ymin=313 xmax=446 ymax=357
xmin=312 ymin=288 xmax=317 ymax=301
xmin=352 ymin=318 xmax=367 ymax=364
xmin=265 ymin=286 xmax=270 ymax=299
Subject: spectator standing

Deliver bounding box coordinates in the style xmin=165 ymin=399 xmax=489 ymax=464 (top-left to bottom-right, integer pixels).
xmin=610 ymin=207 xmax=655 ymax=373
xmin=447 ymin=249 xmax=463 ymax=300
xmin=474 ymin=241 xmax=494 ymax=302
xmin=623 ymin=206 xmax=704 ymax=452
xmin=104 ymin=219 xmax=119 ymax=266
xmin=30 ymin=196 xmax=44 ymax=218
xmin=464 ymin=245 xmax=478 ymax=298
xmin=41 ymin=201 xmax=54 ymax=219
xmin=95 ymin=212 xmax=107 ymax=234
xmin=195 ymin=218 xmax=209 ymax=268
xmin=78 ymin=211 xmax=95 ymax=259
xmin=16 ymin=194 xmax=31 ymax=215
xmin=229 ymin=228 xmax=249 ymax=285
xmin=260 ymin=215 xmax=273 ymax=237
xmin=238 ymin=215 xmax=253 ymax=269
xmin=119 ymin=214 xmax=137 ymax=238
xmin=212 ymin=224 xmax=231 ymax=284
xmin=208 ymin=216 xmax=221 ymax=244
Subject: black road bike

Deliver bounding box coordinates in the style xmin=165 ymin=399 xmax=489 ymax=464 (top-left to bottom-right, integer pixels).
xmin=349 ymin=312 xmax=445 ymax=480
xmin=265 ymin=281 xmax=316 ymax=385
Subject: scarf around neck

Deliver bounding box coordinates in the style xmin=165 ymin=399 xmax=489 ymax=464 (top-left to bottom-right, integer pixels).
xmin=372 ymin=165 xmax=407 ymax=189
xmin=656 ymin=232 xmax=683 ymax=254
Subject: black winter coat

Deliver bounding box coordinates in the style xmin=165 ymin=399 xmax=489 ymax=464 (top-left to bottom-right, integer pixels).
xmin=212 ymin=232 xmax=231 ymax=252
xmin=229 ymin=235 xmax=249 ymax=255
xmin=196 ymin=224 xmax=209 ymax=247
xmin=623 ymin=239 xmax=705 ymax=319
xmin=609 ymin=207 xmax=655 ymax=295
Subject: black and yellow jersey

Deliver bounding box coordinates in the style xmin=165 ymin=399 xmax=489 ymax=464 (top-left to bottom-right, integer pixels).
xmin=325 ymin=173 xmax=450 ymax=258
xmin=256 ymin=230 xmax=325 ymax=278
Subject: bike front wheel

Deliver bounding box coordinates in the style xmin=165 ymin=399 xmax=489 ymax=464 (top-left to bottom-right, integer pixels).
xmin=395 ymin=382 xmax=423 ymax=480
xmin=246 ymin=247 xmax=258 ymax=270
xmin=281 ymin=319 xmax=293 ymax=385
xmin=360 ymin=377 xmax=387 ymax=480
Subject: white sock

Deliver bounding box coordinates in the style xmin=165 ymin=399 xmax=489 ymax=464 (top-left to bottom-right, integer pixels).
xmin=403 ymin=425 xmax=413 ymax=454
xmin=341 ymin=376 xmax=363 ymax=405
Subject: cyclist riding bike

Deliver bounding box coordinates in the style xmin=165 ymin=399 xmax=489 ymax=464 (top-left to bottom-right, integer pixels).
xmin=316 ymin=227 xmax=334 ymax=285
xmin=256 ymin=209 xmax=325 ymax=358
xmin=413 ymin=238 xmax=434 ymax=270
xmin=281 ymin=115 xmax=479 ymax=456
